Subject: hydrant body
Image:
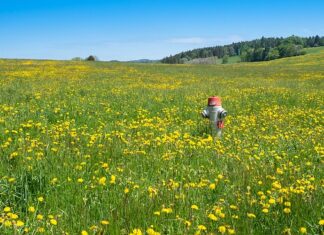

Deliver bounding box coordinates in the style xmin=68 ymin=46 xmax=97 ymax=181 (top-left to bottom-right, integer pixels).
xmin=201 ymin=96 xmax=227 ymax=137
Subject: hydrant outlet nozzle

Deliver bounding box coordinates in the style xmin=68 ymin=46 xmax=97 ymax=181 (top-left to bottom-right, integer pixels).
xmin=201 ymin=109 xmax=209 ymax=118
xmin=219 ymin=110 xmax=228 ymax=119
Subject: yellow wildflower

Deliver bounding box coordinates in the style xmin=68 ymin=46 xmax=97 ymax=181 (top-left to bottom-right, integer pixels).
xmin=28 ymin=206 xmax=36 ymax=213
xmin=230 ymin=205 xmax=238 ymax=210
xmin=208 ymin=213 xmax=218 ymax=221
xmin=81 ymin=231 xmax=88 ymax=235
xmin=319 ymin=219 xmax=324 ymax=226
xmin=10 ymin=213 xmax=18 ymax=219
xmin=50 ymin=219 xmax=58 ymax=225
xmin=110 ymin=175 xmax=116 ymax=184
xmin=218 ymin=226 xmax=226 ymax=234
xmin=16 ymin=220 xmax=25 ymax=227
xmin=262 ymin=208 xmax=269 ymax=213
xmin=147 ymin=228 xmax=160 ymax=235
xmin=247 ymin=213 xmax=256 ymax=219
xmin=184 ymin=220 xmax=191 ymax=227
xmin=299 ymin=227 xmax=307 ymax=234
xmin=129 ymin=228 xmax=142 ymax=235
xmin=101 ymin=220 xmax=109 ymax=225
xmin=198 ymin=225 xmax=207 ymax=231
xmin=161 ymin=208 xmax=172 ymax=214
xmin=283 ymin=208 xmax=291 ymax=214
xmin=209 ymin=183 xmax=216 ymax=190
xmin=77 ymin=178 xmax=84 ymax=183
xmin=4 ymin=220 xmax=12 ymax=227
xmin=284 ymin=202 xmax=291 ymax=207
xmin=37 ymin=196 xmax=44 ymax=202
xmin=191 ymin=204 xmax=199 ymax=210
xmin=269 ymin=198 xmax=276 ymax=204
xmin=98 ymin=176 xmax=106 ymax=185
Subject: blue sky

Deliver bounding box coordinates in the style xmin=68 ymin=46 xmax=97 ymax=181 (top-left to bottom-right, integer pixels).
xmin=0 ymin=0 xmax=323 ymax=61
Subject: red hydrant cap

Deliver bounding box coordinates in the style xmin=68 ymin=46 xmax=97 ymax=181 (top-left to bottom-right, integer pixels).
xmin=208 ymin=96 xmax=221 ymax=106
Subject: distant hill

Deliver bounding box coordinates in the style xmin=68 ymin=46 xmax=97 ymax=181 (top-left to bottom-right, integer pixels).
xmin=127 ymin=59 xmax=160 ymax=63
xmin=105 ymin=59 xmax=159 ymax=63
xmin=161 ymin=35 xmax=324 ymax=64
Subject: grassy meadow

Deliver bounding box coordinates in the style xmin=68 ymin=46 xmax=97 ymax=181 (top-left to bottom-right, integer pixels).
xmin=0 ymin=51 xmax=323 ymax=235
xmin=185 ymin=55 xmax=240 ymax=65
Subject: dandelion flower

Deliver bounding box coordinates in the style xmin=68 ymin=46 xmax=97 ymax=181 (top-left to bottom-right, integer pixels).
xmin=269 ymin=198 xmax=276 ymax=204
xmin=129 ymin=228 xmax=142 ymax=235
xmin=299 ymin=227 xmax=307 ymax=234
xmin=16 ymin=220 xmax=25 ymax=227
xmin=218 ymin=226 xmax=226 ymax=234
xmin=208 ymin=213 xmax=218 ymax=221
xmin=198 ymin=225 xmax=207 ymax=231
xmin=10 ymin=213 xmax=18 ymax=219
xmin=77 ymin=178 xmax=84 ymax=183
xmin=101 ymin=220 xmax=109 ymax=225
xmin=147 ymin=228 xmax=160 ymax=235
xmin=283 ymin=208 xmax=291 ymax=214
xmin=161 ymin=208 xmax=172 ymax=214
xmin=37 ymin=196 xmax=44 ymax=202
xmin=262 ymin=208 xmax=269 ymax=213
xmin=110 ymin=175 xmax=116 ymax=184
xmin=247 ymin=213 xmax=256 ymax=219
xmin=191 ymin=204 xmax=199 ymax=210
xmin=98 ymin=177 xmax=106 ymax=185
xmin=28 ymin=206 xmax=35 ymax=213
xmin=209 ymin=183 xmax=216 ymax=190
xmin=4 ymin=220 xmax=12 ymax=227
xmin=50 ymin=219 xmax=57 ymax=225
xmin=284 ymin=202 xmax=291 ymax=207
xmin=81 ymin=231 xmax=88 ymax=235
xmin=184 ymin=220 xmax=191 ymax=227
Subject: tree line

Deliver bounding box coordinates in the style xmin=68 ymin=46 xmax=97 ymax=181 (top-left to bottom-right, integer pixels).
xmin=161 ymin=35 xmax=324 ymax=64
xmin=72 ymin=55 xmax=98 ymax=61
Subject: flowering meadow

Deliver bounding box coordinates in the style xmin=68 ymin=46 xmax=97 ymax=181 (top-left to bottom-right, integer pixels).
xmin=0 ymin=51 xmax=323 ymax=235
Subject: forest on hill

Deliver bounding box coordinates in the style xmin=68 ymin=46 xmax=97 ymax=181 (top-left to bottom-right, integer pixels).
xmin=161 ymin=35 xmax=324 ymax=64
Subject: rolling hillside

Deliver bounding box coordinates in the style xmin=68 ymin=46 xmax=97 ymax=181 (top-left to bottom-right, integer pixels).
xmin=161 ymin=35 xmax=324 ymax=64
xmin=184 ymin=46 xmax=324 ymax=65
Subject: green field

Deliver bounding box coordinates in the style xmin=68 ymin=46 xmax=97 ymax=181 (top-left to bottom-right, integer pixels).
xmin=303 ymin=46 xmax=324 ymax=54
xmin=0 ymin=50 xmax=323 ymax=234
xmin=186 ymin=55 xmax=240 ymax=64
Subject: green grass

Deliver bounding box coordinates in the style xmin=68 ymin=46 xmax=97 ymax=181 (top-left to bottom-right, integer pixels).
xmin=224 ymin=55 xmax=241 ymax=64
xmin=185 ymin=55 xmax=240 ymax=64
xmin=303 ymin=46 xmax=324 ymax=54
xmin=0 ymin=51 xmax=323 ymax=235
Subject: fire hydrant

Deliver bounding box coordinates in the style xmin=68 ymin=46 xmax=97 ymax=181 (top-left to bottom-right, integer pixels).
xmin=201 ymin=96 xmax=227 ymax=137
